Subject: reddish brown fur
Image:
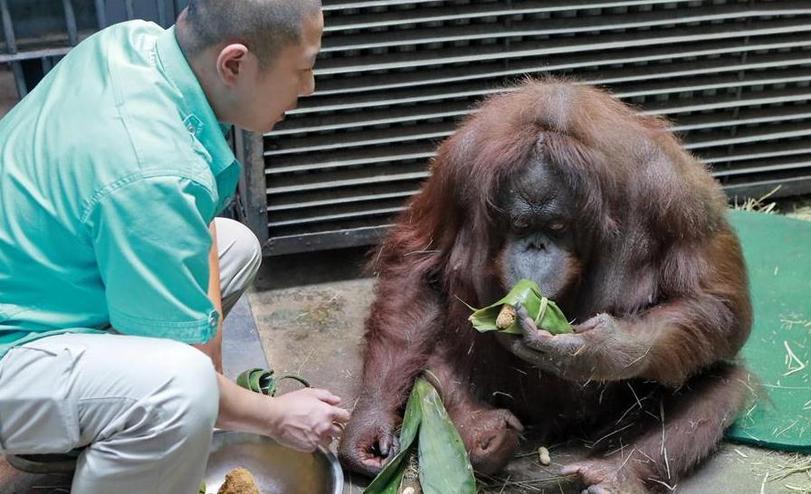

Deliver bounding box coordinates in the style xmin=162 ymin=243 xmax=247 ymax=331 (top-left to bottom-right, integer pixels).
xmin=339 ymin=78 xmax=753 ymax=492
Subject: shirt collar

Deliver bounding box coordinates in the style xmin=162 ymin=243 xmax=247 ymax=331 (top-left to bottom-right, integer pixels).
xmin=154 ymin=25 xmax=237 ymax=176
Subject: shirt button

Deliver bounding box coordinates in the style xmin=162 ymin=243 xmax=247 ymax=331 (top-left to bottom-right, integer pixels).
xmin=183 ymin=115 xmax=203 ymax=135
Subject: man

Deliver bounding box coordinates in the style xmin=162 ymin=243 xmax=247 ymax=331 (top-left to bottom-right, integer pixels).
xmin=0 ymin=1 xmax=348 ymax=492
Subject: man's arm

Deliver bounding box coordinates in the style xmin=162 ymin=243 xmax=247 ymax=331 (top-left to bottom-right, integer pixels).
xmin=86 ymin=177 xmax=350 ymax=451
xmin=197 ymin=222 xmax=353 ymax=450
xmin=194 ymin=223 xmax=351 ymax=451
xmin=193 ymin=222 xmax=224 ymax=372
xmin=215 ymin=373 xmax=350 ymax=452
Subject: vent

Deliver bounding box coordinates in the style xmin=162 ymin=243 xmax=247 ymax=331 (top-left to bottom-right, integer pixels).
xmin=260 ymin=0 xmax=811 ymax=254
xmin=2 ymin=1 xmax=809 ymax=255
xmin=0 ymin=0 xmax=182 ymax=107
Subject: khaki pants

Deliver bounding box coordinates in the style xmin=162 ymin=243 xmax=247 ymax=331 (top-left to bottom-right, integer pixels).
xmin=0 ymin=218 xmax=262 ymax=494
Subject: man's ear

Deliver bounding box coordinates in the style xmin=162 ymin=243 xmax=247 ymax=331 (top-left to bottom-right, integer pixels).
xmin=216 ymin=43 xmax=250 ymax=87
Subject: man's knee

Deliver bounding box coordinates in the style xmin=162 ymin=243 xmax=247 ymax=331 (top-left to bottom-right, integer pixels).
xmin=216 ymin=218 xmax=262 ymax=280
xmin=155 ymin=343 xmax=219 ymax=438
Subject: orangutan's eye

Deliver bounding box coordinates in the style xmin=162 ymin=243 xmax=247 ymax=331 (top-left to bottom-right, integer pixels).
xmin=513 ymin=217 xmax=530 ymax=231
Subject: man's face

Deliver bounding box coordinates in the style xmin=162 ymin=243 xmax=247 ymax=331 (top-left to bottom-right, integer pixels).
xmin=234 ymin=12 xmax=323 ymax=133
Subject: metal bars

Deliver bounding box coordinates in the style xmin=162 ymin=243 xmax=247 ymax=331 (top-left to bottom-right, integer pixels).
xmin=0 ymin=0 xmax=24 ymax=98
xmin=94 ymin=0 xmax=107 ymax=28
xmin=261 ymin=0 xmax=811 ymax=255
xmin=1 ymin=1 xmax=810 ymax=255
xmin=0 ymin=0 xmax=184 ymax=102
xmin=61 ymin=0 xmax=78 ymax=45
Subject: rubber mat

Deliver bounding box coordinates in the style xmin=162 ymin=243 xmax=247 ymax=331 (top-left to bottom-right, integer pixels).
xmin=725 ymin=211 xmax=810 ymax=453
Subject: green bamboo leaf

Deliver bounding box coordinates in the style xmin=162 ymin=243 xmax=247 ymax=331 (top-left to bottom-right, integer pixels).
xmin=535 ymin=297 xmax=571 ymax=335
xmin=366 ymin=464 xmax=407 ymax=494
xmin=467 ymin=279 xmax=571 ymax=335
xmin=363 ymin=380 xmax=424 ymax=494
xmin=235 ymin=368 xmax=277 ymax=395
xmin=416 ymin=379 xmax=476 ymax=494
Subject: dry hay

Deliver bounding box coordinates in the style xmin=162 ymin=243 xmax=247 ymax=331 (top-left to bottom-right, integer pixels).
xmin=754 ymin=453 xmax=811 ymax=494
xmin=732 ymin=187 xmax=780 ymax=214
xmin=786 ymin=204 xmax=811 ymax=223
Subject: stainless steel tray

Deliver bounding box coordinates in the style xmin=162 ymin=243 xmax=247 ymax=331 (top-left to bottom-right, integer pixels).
xmin=203 ymin=431 xmax=343 ymax=494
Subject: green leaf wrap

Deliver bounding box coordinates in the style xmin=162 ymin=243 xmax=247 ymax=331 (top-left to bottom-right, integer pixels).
xmin=467 ymin=279 xmax=572 ymax=335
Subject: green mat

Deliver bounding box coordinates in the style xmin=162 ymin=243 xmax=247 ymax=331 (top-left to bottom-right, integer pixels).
xmin=725 ymin=211 xmax=810 ymax=453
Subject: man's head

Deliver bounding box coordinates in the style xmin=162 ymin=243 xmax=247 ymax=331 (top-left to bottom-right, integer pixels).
xmin=177 ymin=0 xmax=323 ymax=133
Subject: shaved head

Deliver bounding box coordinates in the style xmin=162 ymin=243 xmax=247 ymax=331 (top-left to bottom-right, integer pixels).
xmin=177 ymin=0 xmax=322 ymax=68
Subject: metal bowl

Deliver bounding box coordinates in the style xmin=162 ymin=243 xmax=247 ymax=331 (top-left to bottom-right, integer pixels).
xmin=203 ymin=431 xmax=344 ymax=494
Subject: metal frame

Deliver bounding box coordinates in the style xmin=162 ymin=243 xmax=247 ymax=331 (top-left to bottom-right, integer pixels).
xmin=3 ymin=1 xmax=811 ymax=256
xmin=1 ymin=0 xmax=182 ymax=99
xmin=256 ymin=0 xmax=811 ymax=256
xmin=236 ymin=128 xmax=271 ymax=249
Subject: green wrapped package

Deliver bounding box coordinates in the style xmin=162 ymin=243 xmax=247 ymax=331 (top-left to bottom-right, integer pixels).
xmin=235 ymin=367 xmax=310 ymax=396
xmin=467 ymin=279 xmax=572 ymax=335
xmin=364 ymin=377 xmax=475 ymax=494
xmin=416 ymin=378 xmax=475 ymax=494
xmin=362 ymin=378 xmax=423 ymax=494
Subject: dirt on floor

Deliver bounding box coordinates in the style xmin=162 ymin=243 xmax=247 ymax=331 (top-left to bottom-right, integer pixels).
xmin=247 ymin=276 xmax=810 ymax=494
xmin=246 ymin=201 xmax=811 ymax=494
xmin=2 ymin=205 xmax=809 ymax=493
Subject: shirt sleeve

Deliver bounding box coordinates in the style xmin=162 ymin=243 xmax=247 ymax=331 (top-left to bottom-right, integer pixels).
xmin=85 ymin=174 xmax=219 ymax=343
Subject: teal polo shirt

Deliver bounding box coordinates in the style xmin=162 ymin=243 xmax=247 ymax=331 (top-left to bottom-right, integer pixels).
xmin=0 ymin=21 xmax=242 ymax=359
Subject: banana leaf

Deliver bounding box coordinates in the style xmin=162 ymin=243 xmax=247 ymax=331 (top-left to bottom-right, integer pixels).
xmin=363 ymin=378 xmax=476 ymax=494
xmin=416 ymin=379 xmax=476 ymax=494
xmin=363 ymin=378 xmax=424 ymax=494
xmin=467 ymin=279 xmax=572 ymax=335
xmin=235 ymin=368 xmax=310 ymax=396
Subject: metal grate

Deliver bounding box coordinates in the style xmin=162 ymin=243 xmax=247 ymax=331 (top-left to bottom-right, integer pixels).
xmin=2 ymin=1 xmax=809 ymax=255
xmin=258 ymin=0 xmax=811 ymax=255
xmin=0 ymin=0 xmax=184 ymax=106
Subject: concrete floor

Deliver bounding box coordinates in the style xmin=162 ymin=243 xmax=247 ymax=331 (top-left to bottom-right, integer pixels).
xmin=1 ymin=243 xmax=809 ymax=493
xmin=249 ymin=250 xmax=811 ymax=494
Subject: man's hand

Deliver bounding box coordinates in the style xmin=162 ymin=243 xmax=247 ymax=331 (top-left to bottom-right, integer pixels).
xmin=266 ymin=388 xmax=351 ymax=452
xmin=215 ymin=374 xmax=350 ymax=452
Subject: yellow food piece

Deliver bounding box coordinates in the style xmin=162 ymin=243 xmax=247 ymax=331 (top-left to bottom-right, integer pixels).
xmin=217 ymin=467 xmax=261 ymax=494
xmin=495 ymin=304 xmax=516 ymax=329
